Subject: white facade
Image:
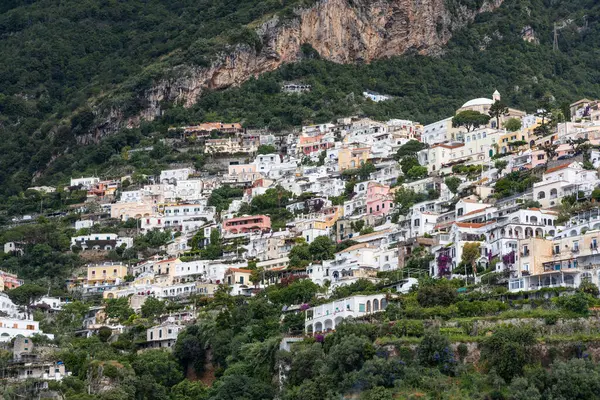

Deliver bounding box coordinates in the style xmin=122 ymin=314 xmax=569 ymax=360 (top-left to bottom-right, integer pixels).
xmin=74 ymin=220 xmax=94 ymax=230
xmin=160 ymin=168 xmax=193 ymax=184
xmin=70 ymin=177 xmax=99 ymax=189
xmin=146 ymin=323 xmax=183 ymax=349
xmin=305 ymin=294 xmax=388 ymax=333
xmin=0 ymin=317 xmax=52 ymax=342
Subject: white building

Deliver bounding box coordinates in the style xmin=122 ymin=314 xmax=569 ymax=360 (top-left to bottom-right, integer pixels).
xmin=159 ymin=168 xmax=193 ymax=184
xmin=70 ymin=234 xmax=134 ymax=251
xmin=363 ymin=91 xmax=390 ymax=102
xmin=533 ymin=162 xmax=599 ymax=208
xmin=0 ymin=317 xmax=53 ymax=342
xmin=305 ymin=294 xmax=388 ymax=333
xmin=422 ymin=117 xmax=454 ymax=145
xmin=146 ymin=322 xmax=183 ymax=350
xmin=70 ymin=177 xmax=99 ymax=189
xmin=74 ymin=220 xmax=94 ymax=230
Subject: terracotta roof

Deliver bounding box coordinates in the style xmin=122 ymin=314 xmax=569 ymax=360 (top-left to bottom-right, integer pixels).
xmin=432 ymin=143 xmax=464 ymax=149
xmin=355 ymin=229 xmax=393 ymax=240
xmin=156 ymin=258 xmax=179 ymax=264
xmin=545 ymin=162 xmax=573 ymax=174
xmin=455 ymin=222 xmax=492 ymax=229
xmin=335 ymin=243 xmax=370 ymax=254
xmin=461 ymin=207 xmax=490 ymax=217
xmin=227 ymin=268 xmax=252 ymax=273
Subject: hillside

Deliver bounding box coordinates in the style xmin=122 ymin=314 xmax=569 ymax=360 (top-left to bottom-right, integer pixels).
xmin=1 ymin=0 xmax=600 ymax=200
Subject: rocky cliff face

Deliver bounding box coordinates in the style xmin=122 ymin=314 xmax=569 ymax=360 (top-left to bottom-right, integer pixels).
xmin=93 ymin=0 xmax=503 ymax=138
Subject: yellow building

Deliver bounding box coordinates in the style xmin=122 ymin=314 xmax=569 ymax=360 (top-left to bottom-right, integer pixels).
xmin=496 ymin=128 xmax=532 ymax=155
xmin=224 ymin=268 xmax=254 ymax=286
xmin=87 ymin=263 xmax=128 ymax=285
xmin=338 ymin=146 xmax=370 ymax=171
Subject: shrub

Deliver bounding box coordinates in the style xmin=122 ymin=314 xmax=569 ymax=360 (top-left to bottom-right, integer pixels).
xmin=416 ymin=333 xmax=456 ymax=375
xmin=480 ymin=325 xmax=536 ymax=381
xmin=457 ymin=343 xmax=469 ymax=361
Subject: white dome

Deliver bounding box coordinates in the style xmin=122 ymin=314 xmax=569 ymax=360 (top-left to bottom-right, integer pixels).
xmin=461 ymin=98 xmax=494 ymax=108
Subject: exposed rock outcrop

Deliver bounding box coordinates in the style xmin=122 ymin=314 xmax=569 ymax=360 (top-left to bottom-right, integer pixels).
xmin=93 ymin=0 xmax=503 ymax=139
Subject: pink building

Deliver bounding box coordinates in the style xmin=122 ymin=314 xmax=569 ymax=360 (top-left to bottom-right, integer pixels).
xmin=223 ymin=215 xmax=271 ymax=234
xmin=366 ymin=182 xmax=394 ymax=216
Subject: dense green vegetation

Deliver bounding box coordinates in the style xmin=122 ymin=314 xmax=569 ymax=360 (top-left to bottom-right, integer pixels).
xmin=1 ymin=0 xmax=600 ymax=204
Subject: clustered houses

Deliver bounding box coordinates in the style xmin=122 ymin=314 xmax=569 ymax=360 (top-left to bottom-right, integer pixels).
xmin=17 ymin=92 xmax=600 ymax=342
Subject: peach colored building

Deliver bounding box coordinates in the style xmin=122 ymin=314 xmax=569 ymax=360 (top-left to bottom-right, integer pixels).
xmin=338 ymin=146 xmax=371 ymax=171
xmin=110 ymin=202 xmax=154 ymax=220
xmin=298 ymin=134 xmax=333 ymax=156
xmin=222 ymin=215 xmax=271 ymax=234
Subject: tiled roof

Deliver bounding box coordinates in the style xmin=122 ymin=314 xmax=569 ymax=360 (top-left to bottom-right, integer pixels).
xmin=545 ymin=162 xmax=573 ymax=174
xmin=335 ymin=243 xmax=370 ymax=254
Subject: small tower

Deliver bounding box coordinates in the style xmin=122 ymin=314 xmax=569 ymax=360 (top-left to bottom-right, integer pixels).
xmin=492 ymin=90 xmax=501 ymax=102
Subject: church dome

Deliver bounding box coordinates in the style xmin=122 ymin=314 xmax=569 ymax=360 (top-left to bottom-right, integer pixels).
xmin=461 ymin=98 xmax=494 ymax=108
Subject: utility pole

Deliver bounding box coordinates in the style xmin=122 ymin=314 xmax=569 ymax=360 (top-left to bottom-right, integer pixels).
xmin=553 ymin=23 xmax=559 ymax=52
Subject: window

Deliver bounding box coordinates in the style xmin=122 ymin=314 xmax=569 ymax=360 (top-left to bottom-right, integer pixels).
xmin=414 ymin=219 xmax=420 ymax=227
xmin=159 ymin=330 xmax=162 ymax=338
xmin=554 ymin=245 xmax=560 ymax=255
xmin=240 ymin=276 xmax=244 ymax=284
xmin=150 ymin=332 xmax=153 ymax=340
xmin=573 ymin=241 xmax=580 ymax=252
xmin=359 ymin=303 xmax=365 ymax=312
xmin=592 ymin=238 xmax=598 ymax=249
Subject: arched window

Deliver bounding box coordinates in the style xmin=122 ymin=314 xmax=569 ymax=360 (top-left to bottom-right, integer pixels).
xmin=537 ymin=191 xmax=546 ymax=199
xmin=366 ymin=300 xmax=371 ymax=313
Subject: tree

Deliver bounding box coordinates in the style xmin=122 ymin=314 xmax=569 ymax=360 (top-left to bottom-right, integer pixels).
xmin=98 ymin=326 xmax=113 ymax=342
xmin=444 ymin=177 xmax=461 ymax=194
xmin=416 ymin=279 xmax=457 ymax=307
xmin=288 ymin=242 xmax=312 ymax=268
xmin=141 ymin=297 xmax=166 ymax=319
xmin=324 ymin=334 xmax=375 ymax=381
xmin=416 ymin=332 xmax=456 ymax=374
xmin=6 ymin=284 xmax=46 ymax=314
xmin=400 ymin=156 xmax=420 ymax=175
xmin=104 ymin=297 xmax=135 ymax=322
xmin=488 ymin=100 xmax=509 ymax=129
xmin=534 ymin=97 xmax=555 ymax=137
xmin=308 ymin=236 xmax=335 ymax=261
xmin=504 ymin=118 xmax=522 ymax=132
xmin=132 ymin=350 xmax=184 ymax=389
xmin=406 ymin=165 xmax=428 ymax=181
xmin=540 ymin=143 xmax=558 ymax=163
xmin=568 ymin=137 xmax=591 ymax=157
xmin=257 ymin=144 xmax=277 ymax=155
xmin=452 ymin=110 xmax=491 ymax=132
xmin=171 ymin=380 xmax=209 ymax=400
xmin=461 ymin=242 xmax=481 ymax=278
xmin=480 ymin=325 xmax=536 ymax=381
xmin=555 ymin=291 xmax=593 ymax=316
xmin=210 ymin=374 xmax=274 ymax=400
xmin=395 ymin=140 xmax=426 ymax=159
xmin=358 ymin=162 xmax=376 ymax=180
xmin=493 ymin=160 xmax=508 ymax=178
